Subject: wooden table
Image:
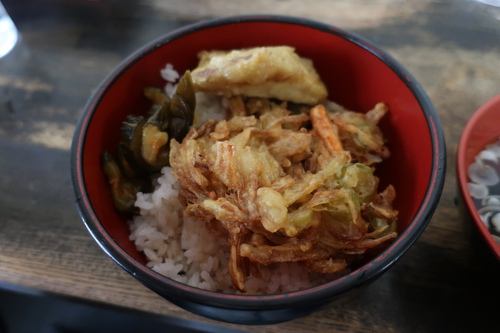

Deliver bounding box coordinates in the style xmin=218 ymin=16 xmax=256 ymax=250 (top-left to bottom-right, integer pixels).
xmin=1 ymin=0 xmax=500 ymax=332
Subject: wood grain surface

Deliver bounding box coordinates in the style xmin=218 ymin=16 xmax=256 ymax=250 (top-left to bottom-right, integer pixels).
xmin=1 ymin=0 xmax=500 ymax=332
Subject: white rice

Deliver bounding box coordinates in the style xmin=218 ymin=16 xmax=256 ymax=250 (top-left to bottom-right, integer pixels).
xmin=160 ymin=63 xmax=181 ymax=98
xmin=160 ymin=63 xmax=180 ymax=82
xmin=129 ymin=167 xmax=234 ymax=292
xmin=127 ymin=64 xmax=336 ymax=294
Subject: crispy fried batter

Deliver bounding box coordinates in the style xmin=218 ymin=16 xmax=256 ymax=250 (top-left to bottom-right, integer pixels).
xmin=328 ymin=102 xmax=390 ymax=165
xmin=170 ymin=96 xmax=398 ymax=292
xmin=191 ymin=47 xmax=328 ymax=105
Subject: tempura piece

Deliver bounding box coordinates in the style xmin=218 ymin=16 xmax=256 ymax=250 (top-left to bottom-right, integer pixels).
xmin=170 ymin=98 xmax=398 ymax=292
xmin=191 ymin=46 xmax=328 ymax=105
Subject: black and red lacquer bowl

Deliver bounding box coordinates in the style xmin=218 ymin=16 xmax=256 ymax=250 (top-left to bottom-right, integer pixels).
xmin=71 ymin=15 xmax=446 ymax=325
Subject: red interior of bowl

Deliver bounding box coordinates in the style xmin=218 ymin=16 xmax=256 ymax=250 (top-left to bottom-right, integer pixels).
xmin=80 ymin=20 xmax=434 ymax=263
xmin=457 ymin=94 xmax=500 ymax=261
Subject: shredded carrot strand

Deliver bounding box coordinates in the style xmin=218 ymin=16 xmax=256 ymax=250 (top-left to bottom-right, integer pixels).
xmin=310 ymin=104 xmax=343 ymax=153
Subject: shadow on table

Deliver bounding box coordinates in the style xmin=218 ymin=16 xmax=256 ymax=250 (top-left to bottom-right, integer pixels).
xmin=0 ymin=286 xmax=246 ymax=333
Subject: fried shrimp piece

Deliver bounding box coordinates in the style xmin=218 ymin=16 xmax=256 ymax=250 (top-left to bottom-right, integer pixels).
xmin=191 ymin=46 xmax=328 ymax=105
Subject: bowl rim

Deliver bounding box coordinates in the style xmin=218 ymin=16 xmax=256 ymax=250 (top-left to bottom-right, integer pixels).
xmin=71 ymin=14 xmax=446 ymax=309
xmin=456 ymin=93 xmax=500 ymax=262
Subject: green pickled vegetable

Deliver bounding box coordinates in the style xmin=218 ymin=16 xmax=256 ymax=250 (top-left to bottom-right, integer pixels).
xmin=168 ymin=70 xmax=196 ymax=142
xmin=144 ymin=86 xmax=171 ymax=108
xmin=144 ymin=87 xmax=171 ymax=132
xmin=120 ymin=115 xmax=146 ymax=168
xmin=141 ymin=105 xmax=170 ymax=171
xmin=102 ymin=70 xmax=197 ymax=213
xmin=117 ymin=143 xmax=143 ymax=179
xmin=101 ymin=151 xmax=144 ymax=213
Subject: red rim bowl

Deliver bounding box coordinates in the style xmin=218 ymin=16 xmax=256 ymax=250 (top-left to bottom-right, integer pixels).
xmin=71 ymin=15 xmax=446 ymax=324
xmin=457 ymin=94 xmax=500 ymax=262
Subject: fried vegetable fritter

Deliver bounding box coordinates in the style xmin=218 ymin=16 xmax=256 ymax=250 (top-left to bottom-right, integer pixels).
xmin=170 ymin=97 xmax=398 ymax=292
xmin=191 ymin=46 xmax=328 ymax=105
